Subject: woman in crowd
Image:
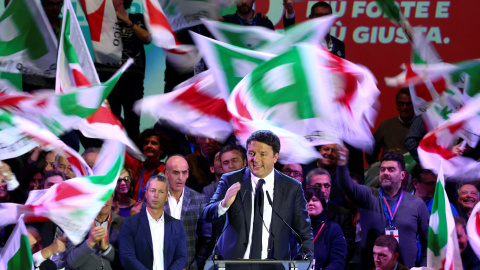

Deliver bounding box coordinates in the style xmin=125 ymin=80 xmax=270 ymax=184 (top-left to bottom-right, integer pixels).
xmin=112 ymin=167 xmax=142 ymax=218
xmin=124 ymin=128 xmax=170 ymax=202
xmin=305 ymin=187 xmax=347 ymax=270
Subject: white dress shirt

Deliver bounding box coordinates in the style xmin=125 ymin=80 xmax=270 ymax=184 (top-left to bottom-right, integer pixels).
xmin=167 ymin=188 xmax=184 ymax=220
xmin=147 ymin=210 xmax=165 ymax=270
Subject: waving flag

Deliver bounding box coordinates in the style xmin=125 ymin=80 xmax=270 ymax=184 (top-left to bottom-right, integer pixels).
xmin=0 ymin=109 xmax=91 ymax=176
xmin=135 ymin=70 xmax=233 ymax=142
xmin=143 ymin=0 xmax=200 ymax=72
xmin=79 ymin=0 xmax=122 ymax=64
xmin=56 ymin=0 xmax=100 ymax=93
xmin=0 ymin=0 xmax=57 ymax=76
xmin=418 ymin=94 xmax=480 ymax=180
xmin=0 ymin=215 xmax=33 ymax=270
xmin=467 ymin=198 xmax=480 ymax=259
xmin=0 ymin=140 xmax=124 ymax=245
xmin=427 ymin=163 xmax=463 ymax=270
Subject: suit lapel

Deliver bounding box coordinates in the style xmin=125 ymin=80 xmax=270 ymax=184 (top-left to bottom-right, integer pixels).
xmin=270 ymin=170 xmax=286 ymax=255
xmin=240 ymin=168 xmax=253 ymax=237
xmin=140 ymin=210 xmax=154 ymax=251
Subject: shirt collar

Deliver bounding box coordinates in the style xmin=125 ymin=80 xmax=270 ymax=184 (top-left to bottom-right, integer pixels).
xmin=251 ymin=169 xmax=275 ymax=190
xmin=168 ymin=188 xmax=185 ymax=202
xmin=146 ymin=208 xmax=164 ymax=223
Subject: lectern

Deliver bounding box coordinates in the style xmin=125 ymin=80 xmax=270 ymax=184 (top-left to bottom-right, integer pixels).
xmin=204 ymin=260 xmax=312 ymax=270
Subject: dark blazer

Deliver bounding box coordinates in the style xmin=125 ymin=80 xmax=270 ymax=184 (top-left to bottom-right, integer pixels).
xmin=164 ymin=186 xmax=209 ymax=269
xmin=328 ymin=203 xmax=355 ymax=262
xmin=203 ymin=167 xmax=314 ymax=260
xmin=118 ymin=209 xmax=187 ymax=270
xmin=65 ymin=213 xmax=125 ymax=270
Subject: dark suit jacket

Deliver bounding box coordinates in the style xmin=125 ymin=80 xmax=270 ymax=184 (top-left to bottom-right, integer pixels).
xmin=203 ymin=168 xmax=314 ymax=260
xmin=164 ymin=186 xmax=209 ymax=269
xmin=65 ymin=213 xmax=125 ymax=270
xmin=327 ymin=203 xmax=355 ymax=262
xmin=118 ymin=209 xmax=187 ymax=270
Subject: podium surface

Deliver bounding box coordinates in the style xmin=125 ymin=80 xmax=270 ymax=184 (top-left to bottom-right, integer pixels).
xmin=204 ymin=260 xmax=312 ymax=270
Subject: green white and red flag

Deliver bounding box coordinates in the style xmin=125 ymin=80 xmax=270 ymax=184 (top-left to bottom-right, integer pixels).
xmin=418 ymin=94 xmax=480 ymax=180
xmin=0 ymin=109 xmax=92 ymax=176
xmin=0 ymin=139 xmax=125 ymax=245
xmin=56 ymin=0 xmax=100 ymax=93
xmin=427 ymin=162 xmax=463 ymax=270
xmin=466 ymin=196 xmax=480 ymax=259
xmin=143 ymin=0 xmax=200 ymax=72
xmin=0 ymin=0 xmax=57 ymax=77
xmin=79 ymin=0 xmax=122 ymax=64
xmin=0 ymin=215 xmax=34 ymax=270
xmin=135 ymin=70 xmax=233 ymax=142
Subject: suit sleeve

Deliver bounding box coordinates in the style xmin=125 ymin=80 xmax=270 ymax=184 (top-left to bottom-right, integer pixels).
xmin=337 ymin=165 xmax=376 ymax=209
xmin=118 ymin=219 xmax=149 ymax=270
xmin=202 ymin=177 xmax=230 ymax=223
xmin=291 ymin=182 xmax=314 ymax=257
xmin=283 ymin=14 xmax=295 ymax=29
xmin=324 ymin=224 xmax=347 ymax=270
xmin=65 ymin=240 xmax=95 ymax=268
xmin=169 ymin=221 xmax=188 ymax=270
xmin=418 ymin=200 xmax=430 ymax=266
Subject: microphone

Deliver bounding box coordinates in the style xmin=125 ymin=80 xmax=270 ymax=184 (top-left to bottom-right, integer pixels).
xmin=265 ymin=191 xmax=313 ymax=261
xmin=212 ymin=188 xmax=248 ymax=261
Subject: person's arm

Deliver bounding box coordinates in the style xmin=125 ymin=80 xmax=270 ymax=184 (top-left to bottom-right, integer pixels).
xmin=1 ymin=161 xmax=27 ymax=203
xmin=65 ymin=226 xmax=106 ymax=268
xmin=418 ymin=201 xmax=430 ymax=266
xmin=336 ymin=145 xmax=376 ymax=208
xmin=324 ymin=224 xmax=347 ymax=270
xmin=169 ymin=221 xmax=188 ymax=270
xmin=283 ymin=0 xmax=295 ymax=29
xmin=118 ymin=219 xmax=149 ymax=270
xmin=202 ymin=176 xmax=237 ymax=223
xmin=405 ymin=116 xmax=427 ymax=162
xmin=116 ymin=12 xmax=151 ymax=44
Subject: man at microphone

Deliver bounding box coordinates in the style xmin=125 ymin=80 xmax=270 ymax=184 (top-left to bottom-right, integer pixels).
xmin=203 ymin=130 xmax=314 ymax=260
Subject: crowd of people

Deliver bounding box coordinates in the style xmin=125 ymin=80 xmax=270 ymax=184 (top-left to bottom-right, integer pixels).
xmin=1 ymin=0 xmax=479 ymax=269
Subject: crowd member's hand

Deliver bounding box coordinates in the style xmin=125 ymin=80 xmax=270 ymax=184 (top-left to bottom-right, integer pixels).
xmin=221 ymin=182 xmax=241 ymax=208
xmin=0 ymin=161 xmax=14 ymax=181
xmin=335 ymin=144 xmax=349 ymax=166
xmin=452 ymin=142 xmax=466 ymax=156
xmin=257 ymin=12 xmax=269 ymax=19
xmin=99 ymin=237 xmax=110 ymax=251
xmin=41 ymin=235 xmax=67 ymax=259
xmin=87 ymin=226 xmax=106 ymax=248
xmin=283 ymin=0 xmax=294 ymax=15
xmin=116 ymin=11 xmax=130 ymax=25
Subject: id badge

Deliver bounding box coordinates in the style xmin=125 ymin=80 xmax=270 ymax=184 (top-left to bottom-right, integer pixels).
xmin=385 ymin=227 xmax=399 ymax=243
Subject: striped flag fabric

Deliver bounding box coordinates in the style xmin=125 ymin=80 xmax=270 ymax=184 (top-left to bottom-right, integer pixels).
xmin=0 ymin=0 xmax=57 ymax=77
xmin=427 ymin=162 xmax=463 ymax=270
xmin=418 ymin=94 xmax=480 ymax=180
xmin=79 ymin=0 xmax=122 ymax=64
xmin=56 ymin=0 xmax=100 ymax=93
xmin=134 ymin=70 xmax=233 ymax=142
xmin=0 ymin=140 xmax=124 ymax=245
xmin=143 ymin=0 xmax=200 ymax=72
xmin=466 ymin=198 xmax=480 ymax=259
xmin=0 ymin=109 xmax=92 ymax=176
xmin=0 ymin=215 xmax=33 ymax=270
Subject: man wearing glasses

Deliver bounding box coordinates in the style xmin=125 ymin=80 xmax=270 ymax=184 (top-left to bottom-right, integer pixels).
xmin=305 ymin=168 xmax=355 ymax=263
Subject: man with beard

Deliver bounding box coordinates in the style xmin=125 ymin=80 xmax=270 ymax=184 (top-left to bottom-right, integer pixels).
xmin=336 ymin=145 xmax=429 ymax=269
xmin=222 ymin=0 xmax=275 ymax=31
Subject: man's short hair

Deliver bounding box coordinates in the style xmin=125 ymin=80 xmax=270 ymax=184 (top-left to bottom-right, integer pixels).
xmin=138 ymin=128 xmax=171 ymax=159
xmin=454 ymin=216 xmax=466 ymax=230
xmin=380 ymin=153 xmax=406 ymax=171
xmin=306 ymin=168 xmax=331 ymax=185
xmin=310 ymin=1 xmax=332 ymax=16
xmin=411 ymin=166 xmax=433 ymax=183
xmin=246 ymin=130 xmax=281 ymax=155
xmin=219 ymin=144 xmax=247 ymax=162
xmin=396 ymin=88 xmax=410 ymax=101
xmin=82 ymin=147 xmax=100 ymax=156
xmin=374 ymin=235 xmax=399 ymax=254
xmin=41 ymin=170 xmax=66 ymax=187
xmin=146 ymin=173 xmax=169 ymax=191
xmin=123 ymin=0 xmax=133 ymax=9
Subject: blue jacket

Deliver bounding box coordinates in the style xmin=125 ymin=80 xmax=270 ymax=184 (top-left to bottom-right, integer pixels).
xmin=119 ymin=209 xmax=187 ymax=270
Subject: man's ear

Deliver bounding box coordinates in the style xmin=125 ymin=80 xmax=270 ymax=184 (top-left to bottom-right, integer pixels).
xmin=400 ymin=171 xmax=406 ymax=181
xmin=392 ymin=252 xmax=399 ymax=261
xmin=209 ymin=165 xmax=215 ymax=174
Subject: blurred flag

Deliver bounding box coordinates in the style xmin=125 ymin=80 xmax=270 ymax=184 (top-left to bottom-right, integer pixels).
xmin=0 ymin=0 xmax=57 ymax=76
xmin=0 ymin=215 xmax=33 ymax=270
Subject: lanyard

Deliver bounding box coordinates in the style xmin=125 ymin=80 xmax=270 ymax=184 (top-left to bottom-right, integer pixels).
xmin=93 ymin=214 xmax=112 ymax=242
xmin=138 ymin=162 xmax=161 ymax=201
xmin=313 ymin=222 xmax=326 ymax=242
xmin=379 ymin=189 xmax=404 ymax=227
